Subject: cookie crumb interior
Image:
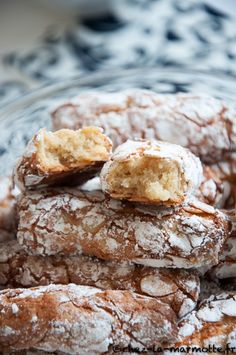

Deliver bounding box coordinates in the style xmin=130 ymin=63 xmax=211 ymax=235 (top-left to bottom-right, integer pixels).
xmin=107 ymin=157 xmax=186 ymax=203
xmin=37 ymin=127 xmax=111 ymax=171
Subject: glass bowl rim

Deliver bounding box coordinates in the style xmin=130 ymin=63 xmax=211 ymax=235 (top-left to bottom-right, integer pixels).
xmin=1 ymin=66 xmax=236 ymax=121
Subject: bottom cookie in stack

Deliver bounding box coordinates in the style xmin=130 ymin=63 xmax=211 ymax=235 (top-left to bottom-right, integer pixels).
xmin=0 ymin=284 xmax=178 ymax=353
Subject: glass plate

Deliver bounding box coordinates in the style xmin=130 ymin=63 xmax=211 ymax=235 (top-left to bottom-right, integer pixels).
xmin=0 ymin=67 xmax=236 ymax=175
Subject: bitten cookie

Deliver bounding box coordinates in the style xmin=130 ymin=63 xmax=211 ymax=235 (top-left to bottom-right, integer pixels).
xmin=0 ymin=241 xmax=200 ymax=318
xmin=17 ymin=187 xmax=229 ymax=268
xmin=51 ymin=90 xmax=236 ymax=165
xmin=0 ymin=284 xmax=177 ymax=353
xmin=14 ymin=127 xmax=112 ymax=190
xmin=100 ymin=139 xmax=202 ymax=205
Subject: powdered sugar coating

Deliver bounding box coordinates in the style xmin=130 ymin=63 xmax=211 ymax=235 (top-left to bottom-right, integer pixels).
xmin=170 ymin=293 xmax=236 ymax=351
xmin=0 ymin=284 xmax=177 ymax=353
xmin=17 ymin=187 xmax=229 ymax=268
xmin=51 ymin=90 xmax=236 ymax=164
xmin=196 ymin=165 xmax=226 ymax=208
xmin=209 ymin=260 xmax=236 ymax=279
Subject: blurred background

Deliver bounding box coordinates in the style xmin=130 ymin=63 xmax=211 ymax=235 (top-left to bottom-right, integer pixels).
xmin=0 ymin=0 xmax=235 ymax=105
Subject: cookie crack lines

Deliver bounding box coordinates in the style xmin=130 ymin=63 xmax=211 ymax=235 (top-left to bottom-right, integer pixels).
xmin=0 ymin=241 xmax=200 ymax=318
xmin=17 ymin=187 xmax=229 ymax=268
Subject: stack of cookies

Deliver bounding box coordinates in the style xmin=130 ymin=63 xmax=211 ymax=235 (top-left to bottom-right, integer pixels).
xmin=0 ymin=89 xmax=235 ymax=354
